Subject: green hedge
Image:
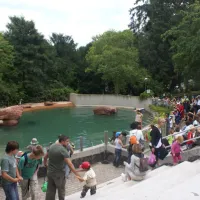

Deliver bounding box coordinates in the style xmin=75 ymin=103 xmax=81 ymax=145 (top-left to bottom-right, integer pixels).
xmin=42 ymin=87 xmax=76 ymax=101
xmin=139 ymin=91 xmax=154 ymax=100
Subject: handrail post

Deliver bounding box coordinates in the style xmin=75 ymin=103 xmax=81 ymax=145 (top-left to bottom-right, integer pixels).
xmin=80 ymin=136 xmax=83 ymax=151
xmin=104 ymin=131 xmax=108 ymax=151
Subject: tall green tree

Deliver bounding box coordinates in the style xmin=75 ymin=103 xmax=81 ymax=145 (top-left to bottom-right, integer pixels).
xmin=49 ymin=33 xmax=78 ymax=89
xmin=4 ymin=16 xmax=52 ymax=101
xmin=129 ymin=0 xmax=195 ymax=93
xmin=76 ymin=43 xmax=105 ymax=94
xmin=0 ymin=33 xmax=20 ymax=105
xmin=163 ymin=1 xmax=200 ymax=90
xmin=86 ymin=30 xmax=149 ymax=94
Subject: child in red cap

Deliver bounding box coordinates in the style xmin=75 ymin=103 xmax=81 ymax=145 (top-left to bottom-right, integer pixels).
xmin=76 ymin=161 xmax=97 ymax=198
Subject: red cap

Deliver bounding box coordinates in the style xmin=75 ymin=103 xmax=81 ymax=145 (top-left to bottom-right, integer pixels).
xmin=79 ymin=161 xmax=91 ymax=169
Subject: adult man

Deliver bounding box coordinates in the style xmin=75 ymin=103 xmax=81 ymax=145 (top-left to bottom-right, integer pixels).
xmin=1 ymin=141 xmax=23 ymax=200
xmin=18 ymin=145 xmax=44 ymax=200
xmin=45 ymin=135 xmax=80 ymax=200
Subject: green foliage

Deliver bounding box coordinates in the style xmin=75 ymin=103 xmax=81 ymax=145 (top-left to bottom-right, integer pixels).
xmin=2 ymin=3 xmax=200 ymax=107
xmin=0 ymin=33 xmax=21 ymax=106
xmin=139 ymin=91 xmax=154 ymax=100
xmin=42 ymin=87 xmax=75 ymax=101
xmin=86 ymin=30 xmax=149 ymax=94
xmin=49 ymin=33 xmax=78 ymax=88
xmin=149 ymin=105 xmax=172 ymax=115
xmin=4 ymin=16 xmax=52 ymax=101
xmin=129 ymin=0 xmax=195 ymax=92
xmin=163 ymin=1 xmax=200 ymax=87
xmin=149 ymin=105 xmax=172 ymax=124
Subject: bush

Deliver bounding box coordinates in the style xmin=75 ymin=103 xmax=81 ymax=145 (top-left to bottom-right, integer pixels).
xmin=149 ymin=105 xmax=173 ymax=124
xmin=149 ymin=105 xmax=172 ymax=114
xmin=42 ymin=87 xmax=75 ymax=101
xmin=139 ymin=91 xmax=154 ymax=100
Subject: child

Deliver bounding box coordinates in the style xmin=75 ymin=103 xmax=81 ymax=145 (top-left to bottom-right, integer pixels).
xmin=187 ymin=125 xmax=196 ymax=149
xmin=171 ymin=136 xmax=184 ymax=165
xmin=26 ymin=138 xmax=39 ymax=151
xmin=113 ymin=132 xmax=127 ymax=167
xmin=168 ymin=128 xmax=175 ymax=145
xmin=15 ymin=151 xmax=24 ymax=164
xmin=76 ymin=162 xmax=97 ymax=198
xmin=18 ymin=145 xmax=44 ymax=200
xmin=1 ymin=141 xmax=23 ymax=200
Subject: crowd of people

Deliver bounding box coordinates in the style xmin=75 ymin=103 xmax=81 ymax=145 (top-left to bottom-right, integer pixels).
xmin=112 ymin=95 xmax=200 ymax=182
xmin=0 ymin=135 xmax=97 ymax=200
xmin=1 ymin=95 xmax=200 ymax=199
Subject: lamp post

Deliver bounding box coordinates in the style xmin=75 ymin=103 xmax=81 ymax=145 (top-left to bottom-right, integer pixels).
xmin=144 ymin=78 xmax=148 ymax=92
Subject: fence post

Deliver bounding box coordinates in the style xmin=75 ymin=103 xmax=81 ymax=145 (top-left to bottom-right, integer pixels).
xmin=80 ymin=136 xmax=83 ymax=151
xmin=104 ymin=131 xmax=108 ymax=151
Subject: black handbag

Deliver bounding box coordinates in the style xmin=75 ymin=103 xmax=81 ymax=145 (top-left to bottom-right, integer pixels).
xmin=157 ymin=146 xmax=168 ymax=160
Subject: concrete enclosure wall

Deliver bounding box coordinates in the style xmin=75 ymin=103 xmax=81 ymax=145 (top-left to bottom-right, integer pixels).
xmin=70 ymin=93 xmax=151 ymax=111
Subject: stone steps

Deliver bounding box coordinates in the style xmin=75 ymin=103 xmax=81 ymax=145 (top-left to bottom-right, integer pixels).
xmin=65 ymin=160 xmax=200 ymax=200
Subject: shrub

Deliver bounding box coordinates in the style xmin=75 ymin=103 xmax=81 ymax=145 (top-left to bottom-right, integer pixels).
xmin=42 ymin=87 xmax=75 ymax=101
xmin=139 ymin=91 xmax=154 ymax=100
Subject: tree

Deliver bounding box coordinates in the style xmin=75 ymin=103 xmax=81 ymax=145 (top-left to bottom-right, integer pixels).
xmin=49 ymin=33 xmax=78 ymax=89
xmin=129 ymin=0 xmax=195 ymax=92
xmin=86 ymin=30 xmax=149 ymax=94
xmin=163 ymin=1 xmax=200 ymax=90
xmin=4 ymin=16 xmax=52 ymax=102
xmin=0 ymin=33 xmax=20 ymax=106
xmin=76 ymin=43 xmax=105 ymax=94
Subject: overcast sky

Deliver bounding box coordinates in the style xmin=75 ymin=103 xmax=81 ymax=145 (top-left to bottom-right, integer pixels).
xmin=0 ymin=0 xmax=135 ymax=46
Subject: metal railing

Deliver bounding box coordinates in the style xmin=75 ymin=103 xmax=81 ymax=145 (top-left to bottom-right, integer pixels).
xmin=78 ymin=131 xmax=109 ymax=151
xmin=165 ymin=136 xmax=200 ymax=149
xmin=163 ymin=124 xmax=200 ymax=140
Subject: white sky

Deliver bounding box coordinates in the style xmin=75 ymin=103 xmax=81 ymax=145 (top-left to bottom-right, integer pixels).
xmin=0 ymin=0 xmax=135 ymax=46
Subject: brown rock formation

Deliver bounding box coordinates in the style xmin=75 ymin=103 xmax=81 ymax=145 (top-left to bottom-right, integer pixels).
xmin=44 ymin=101 xmax=55 ymax=106
xmin=93 ymin=106 xmax=117 ymax=115
xmin=0 ymin=106 xmax=23 ymax=126
xmin=0 ymin=120 xmax=19 ymax=126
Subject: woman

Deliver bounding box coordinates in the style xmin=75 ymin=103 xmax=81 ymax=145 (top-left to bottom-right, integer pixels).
xmin=135 ymin=110 xmax=143 ymax=128
xmin=150 ymin=118 xmax=168 ymax=164
xmin=123 ymin=144 xmax=146 ymax=181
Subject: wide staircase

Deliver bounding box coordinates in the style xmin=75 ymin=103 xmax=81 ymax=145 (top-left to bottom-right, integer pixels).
xmin=65 ymin=160 xmax=200 ymax=200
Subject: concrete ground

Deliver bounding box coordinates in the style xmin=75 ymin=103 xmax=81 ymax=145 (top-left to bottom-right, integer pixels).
xmin=0 ymin=162 xmax=124 ymax=200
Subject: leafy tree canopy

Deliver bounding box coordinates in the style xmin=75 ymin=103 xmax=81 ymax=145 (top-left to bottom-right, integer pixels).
xmin=86 ymin=30 xmax=149 ymax=94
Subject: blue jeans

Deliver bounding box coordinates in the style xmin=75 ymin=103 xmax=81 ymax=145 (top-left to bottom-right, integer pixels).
xmin=65 ymin=164 xmax=70 ymax=178
xmin=2 ymin=183 xmax=19 ymax=200
xmin=113 ymin=149 xmax=122 ymax=167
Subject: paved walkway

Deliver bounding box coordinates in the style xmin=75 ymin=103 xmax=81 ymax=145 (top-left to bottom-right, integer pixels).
xmin=0 ymin=163 xmax=124 ymax=200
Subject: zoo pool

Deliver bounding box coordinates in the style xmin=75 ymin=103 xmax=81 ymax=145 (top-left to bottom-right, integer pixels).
xmin=0 ymin=107 xmax=151 ymax=155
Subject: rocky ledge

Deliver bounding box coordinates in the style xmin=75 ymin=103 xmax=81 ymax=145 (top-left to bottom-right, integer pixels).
xmin=0 ymin=105 xmax=23 ymax=126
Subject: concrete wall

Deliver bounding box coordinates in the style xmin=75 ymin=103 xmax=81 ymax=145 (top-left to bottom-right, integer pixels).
xmin=70 ymin=93 xmax=151 ymax=111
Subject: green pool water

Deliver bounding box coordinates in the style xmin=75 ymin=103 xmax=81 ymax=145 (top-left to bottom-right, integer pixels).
xmin=0 ymin=107 xmax=150 ymax=156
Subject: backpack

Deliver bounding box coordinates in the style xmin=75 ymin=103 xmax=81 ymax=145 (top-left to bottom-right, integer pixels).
xmin=135 ymin=157 xmax=149 ymax=173
xmin=21 ymin=152 xmax=39 ymax=169
xmin=130 ymin=135 xmax=138 ymax=145
xmin=21 ymin=152 xmax=30 ymax=167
